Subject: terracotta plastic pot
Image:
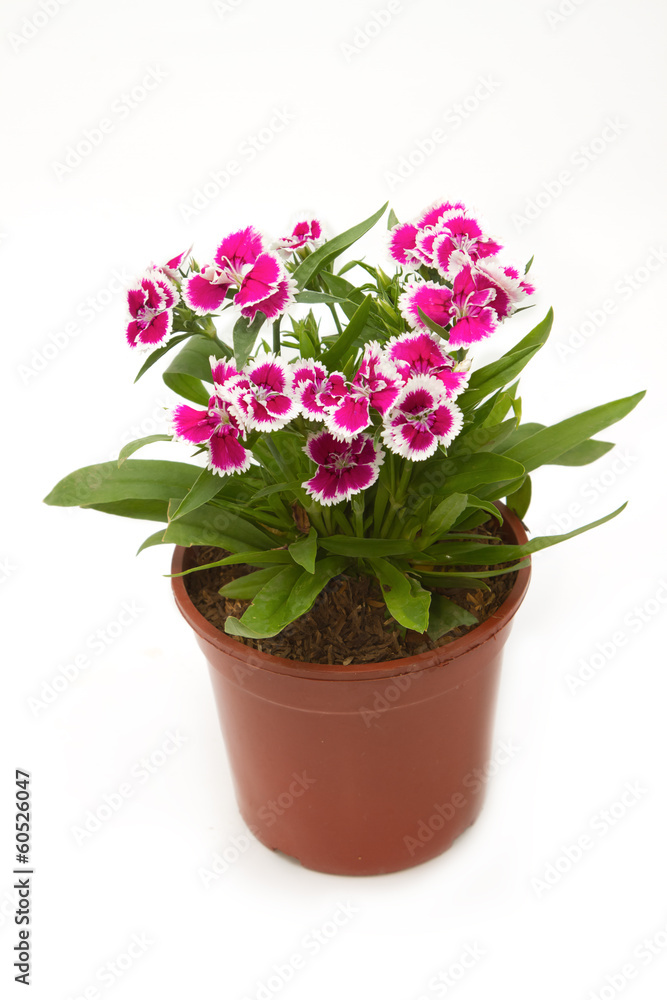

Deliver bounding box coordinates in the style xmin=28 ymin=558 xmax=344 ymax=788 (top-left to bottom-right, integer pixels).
xmin=171 ymin=504 xmax=530 ymax=876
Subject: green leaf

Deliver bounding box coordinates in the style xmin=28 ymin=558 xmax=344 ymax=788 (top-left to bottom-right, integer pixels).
xmin=320 ymin=294 xmax=373 ymax=370
xmin=320 ymin=536 xmax=419 ymax=558
xmin=295 ymin=290 xmax=349 ymax=306
xmin=441 ymin=504 xmax=627 ymax=565
xmin=88 ymin=499 xmax=170 ymax=522
xmin=44 ymin=459 xmax=202 ymax=508
xmin=503 ymin=392 xmax=645 ymax=473
xmin=137 ymin=529 xmax=167 ymax=554
xmin=161 ymin=501 xmax=278 ymax=554
xmin=162 ymin=335 xmax=230 ymax=403
xmin=163 ymin=374 xmax=209 ymax=406
xmin=507 ymin=476 xmax=531 ymax=520
xmin=219 ymin=566 xmax=284 ymax=599
xmin=462 ymin=346 xmax=540 ymax=410
xmin=169 ymin=467 xmax=223 ymax=521
xmin=288 ymin=527 xmax=318 ymax=574
xmin=422 ymin=494 xmax=470 ymax=543
xmin=510 ymin=307 xmax=553 ymax=355
xmin=413 ymin=453 xmax=526 ymax=500
xmin=369 ymin=558 xmax=430 ymax=633
xmin=169 ymin=547 xmax=293 ymax=576
xmin=387 ymin=208 xmax=399 ymax=229
xmin=427 ymin=595 xmax=477 ymax=641
xmin=293 ymin=203 xmax=388 ymax=289
xmin=452 ymin=496 xmax=503 ymax=527
xmin=118 ymin=434 xmax=172 ymax=466
xmin=134 ymin=333 xmax=192 ymax=382
xmin=417 ymin=573 xmax=491 ymax=592
xmin=461 ymin=310 xmax=553 ymax=410
xmin=551 ymin=439 xmax=615 ymax=466
xmin=225 ymin=556 xmax=349 ymax=638
xmin=233 ymin=313 xmax=265 ymax=369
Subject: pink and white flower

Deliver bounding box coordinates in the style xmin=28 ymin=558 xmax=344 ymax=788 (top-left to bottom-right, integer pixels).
xmin=238 ymin=273 xmax=296 ymax=322
xmin=399 ymin=269 xmax=498 ymax=348
xmin=399 ymin=281 xmax=454 ymax=332
xmin=446 ymin=266 xmax=499 ymax=347
xmin=183 ymin=263 xmax=232 ymax=315
xmin=292 ymin=361 xmax=347 ymax=422
xmin=382 ymin=376 xmax=463 ymax=460
xmin=302 ymin=430 xmax=383 ymax=506
xmin=210 ymin=357 xmax=240 ymax=392
xmin=225 ymin=355 xmax=298 ymax=431
xmin=465 ymin=259 xmax=535 ymax=320
xmin=126 ymin=273 xmax=179 ymax=349
xmin=386 ymin=331 xmax=470 ymax=398
xmin=431 ymin=212 xmax=502 ymax=277
xmin=325 ymin=343 xmax=401 ymax=440
xmin=172 ymin=395 xmax=250 ymax=477
xmin=387 ymin=200 xmax=467 ymax=268
xmin=276 ymin=219 xmax=323 ymax=254
xmin=183 ymin=226 xmax=293 ymax=322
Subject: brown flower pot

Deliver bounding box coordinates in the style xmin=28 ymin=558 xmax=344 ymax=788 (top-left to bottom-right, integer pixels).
xmin=171 ymin=504 xmax=531 ymax=876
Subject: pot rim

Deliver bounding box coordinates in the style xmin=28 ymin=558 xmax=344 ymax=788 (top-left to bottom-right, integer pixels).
xmin=170 ymin=502 xmax=531 ymax=682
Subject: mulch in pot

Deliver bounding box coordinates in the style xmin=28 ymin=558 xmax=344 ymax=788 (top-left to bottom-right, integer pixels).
xmin=182 ymin=521 xmax=517 ymax=665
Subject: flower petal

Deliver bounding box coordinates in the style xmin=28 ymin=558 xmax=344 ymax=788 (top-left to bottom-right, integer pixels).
xmin=239 ymin=276 xmax=295 ymax=321
xmin=214 ymin=227 xmax=264 ymax=271
xmin=172 ymin=403 xmax=215 ymax=444
xmin=326 ymin=393 xmax=370 ymax=439
xmin=388 ymin=222 xmax=419 ymax=266
xmin=235 ymin=253 xmax=282 ymax=307
xmin=209 ymin=427 xmax=251 ymax=476
xmin=183 ymin=271 xmax=230 ymax=314
xmin=399 ymin=282 xmax=453 ymax=331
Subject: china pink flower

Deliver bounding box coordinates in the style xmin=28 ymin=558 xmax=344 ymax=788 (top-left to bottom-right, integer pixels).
xmin=387 ymin=201 xmax=466 ymax=267
xmin=277 ymin=219 xmax=323 ymax=253
xmin=302 ymin=430 xmax=383 ymax=506
xmin=225 ymin=355 xmax=298 ymax=431
xmin=126 ymin=273 xmax=179 ymax=349
xmin=446 ymin=266 xmax=499 ymax=347
xmin=172 ymin=395 xmax=250 ymax=476
xmin=292 ymin=362 xmax=347 ymax=422
xmin=238 ymin=274 xmax=296 ymax=322
xmin=399 ymin=281 xmax=454 ymax=331
xmin=399 ymin=270 xmax=498 ymax=348
xmin=465 ymin=259 xmax=535 ymax=320
xmin=210 ymin=357 xmax=240 ymax=392
xmin=382 ymin=376 xmax=463 ymax=460
xmin=325 ymin=343 xmax=401 ymax=440
xmin=431 ymin=212 xmax=502 ymax=277
xmin=386 ymin=331 xmax=470 ymax=398
xmin=183 ymin=226 xmax=293 ymax=322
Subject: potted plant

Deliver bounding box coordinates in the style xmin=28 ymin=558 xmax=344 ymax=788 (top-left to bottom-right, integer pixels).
xmin=45 ymin=201 xmax=643 ymax=876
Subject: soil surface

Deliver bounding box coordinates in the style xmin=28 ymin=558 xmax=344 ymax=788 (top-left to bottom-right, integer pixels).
xmin=183 ymin=523 xmax=518 ymax=665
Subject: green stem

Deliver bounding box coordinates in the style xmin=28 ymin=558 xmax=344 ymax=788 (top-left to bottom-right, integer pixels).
xmin=273 ymin=319 xmax=281 ymax=355
xmin=307 ymin=507 xmax=326 ymax=535
xmin=327 ymin=303 xmax=344 ymax=337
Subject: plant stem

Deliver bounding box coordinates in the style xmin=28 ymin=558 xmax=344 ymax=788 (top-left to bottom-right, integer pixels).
xmin=273 ymin=319 xmax=281 ymax=355
xmin=327 ymin=303 xmax=344 ymax=337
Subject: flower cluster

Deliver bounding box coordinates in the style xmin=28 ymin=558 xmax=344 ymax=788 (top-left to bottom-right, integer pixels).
xmin=126 ymin=204 xmax=530 ymax=505
xmin=183 ymin=226 xmax=297 ymax=323
xmin=390 ymin=201 xmax=535 ymax=347
xmin=172 ymin=331 xmax=467 ymax=504
xmin=125 ymin=223 xmax=322 ymax=350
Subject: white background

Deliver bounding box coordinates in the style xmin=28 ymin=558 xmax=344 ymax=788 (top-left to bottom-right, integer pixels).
xmin=2 ymin=0 xmax=667 ymax=997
